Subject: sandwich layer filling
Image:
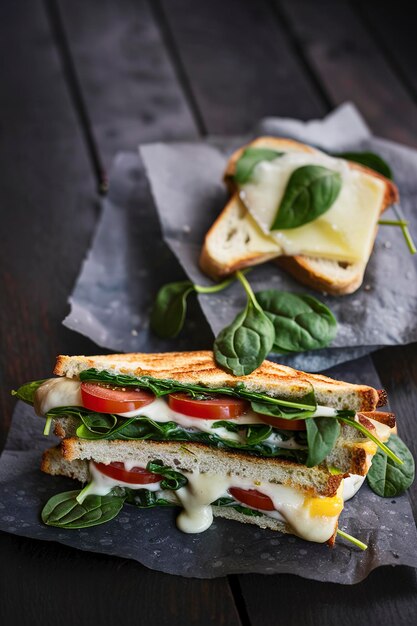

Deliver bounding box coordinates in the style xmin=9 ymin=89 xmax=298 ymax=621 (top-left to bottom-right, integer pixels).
xmin=34 ymin=377 xmax=392 ymax=468
xmin=75 ymin=458 xmax=348 ymax=542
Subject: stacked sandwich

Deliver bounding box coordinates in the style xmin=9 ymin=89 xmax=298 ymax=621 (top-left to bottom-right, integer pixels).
xmin=16 ymin=351 xmax=398 ymax=546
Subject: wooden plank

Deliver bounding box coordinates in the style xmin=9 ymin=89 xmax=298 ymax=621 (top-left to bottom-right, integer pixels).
xmin=56 ymin=0 xmax=198 ymax=167
xmin=0 ymin=0 xmax=99 ymax=452
xmin=277 ymin=0 xmax=417 ymax=146
xmin=0 ymin=532 xmax=240 ymax=626
xmin=238 ymin=567 xmax=417 ymax=626
xmin=357 ymin=1 xmax=417 ymax=98
xmin=158 ymin=0 xmax=327 ymax=133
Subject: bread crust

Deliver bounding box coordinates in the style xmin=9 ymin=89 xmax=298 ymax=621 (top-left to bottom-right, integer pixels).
xmin=200 ymin=136 xmax=399 ymax=294
xmin=54 ymin=350 xmax=381 ymax=412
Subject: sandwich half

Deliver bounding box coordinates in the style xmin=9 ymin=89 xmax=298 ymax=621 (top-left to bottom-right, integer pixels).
xmin=15 ymin=351 xmax=396 ymax=546
xmin=200 ymin=137 xmax=399 ymax=295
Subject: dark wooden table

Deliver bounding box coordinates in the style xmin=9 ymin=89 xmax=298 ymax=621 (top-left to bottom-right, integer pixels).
xmin=1 ymin=1 xmax=417 ymax=624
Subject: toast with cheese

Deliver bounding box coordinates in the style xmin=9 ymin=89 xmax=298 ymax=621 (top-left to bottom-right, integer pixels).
xmin=200 ymin=137 xmax=399 ymax=295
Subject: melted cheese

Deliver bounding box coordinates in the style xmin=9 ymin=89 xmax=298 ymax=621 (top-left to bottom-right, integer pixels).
xmin=34 ymin=378 xmax=82 ymax=416
xmin=85 ymin=460 xmax=347 ymax=543
xmin=239 ymin=150 xmax=385 ymax=264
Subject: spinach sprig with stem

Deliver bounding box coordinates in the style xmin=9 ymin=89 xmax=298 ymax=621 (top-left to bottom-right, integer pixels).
xmin=150 ymin=274 xmax=237 ymax=338
xmin=214 ymin=271 xmax=275 ymax=376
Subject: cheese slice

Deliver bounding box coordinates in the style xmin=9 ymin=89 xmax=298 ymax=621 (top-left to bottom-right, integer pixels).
xmin=239 ymin=148 xmax=385 ymax=264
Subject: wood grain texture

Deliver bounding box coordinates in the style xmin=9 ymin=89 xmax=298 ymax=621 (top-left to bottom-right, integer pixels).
xmin=0 ymin=532 xmax=241 ymax=626
xmin=158 ymin=0 xmax=327 ymax=134
xmin=57 ymin=0 xmax=198 ymax=167
xmin=356 ymin=1 xmax=417 ymax=98
xmin=278 ymin=0 xmax=417 ymax=145
xmin=238 ymin=567 xmax=417 ymax=626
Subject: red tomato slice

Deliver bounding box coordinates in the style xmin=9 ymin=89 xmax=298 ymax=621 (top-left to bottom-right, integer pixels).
xmin=168 ymin=393 xmax=249 ymax=420
xmin=93 ymin=461 xmax=162 ymax=484
xmin=229 ymin=487 xmax=275 ymax=511
xmin=81 ymin=382 xmax=155 ymax=414
xmin=257 ymin=414 xmax=306 ymax=431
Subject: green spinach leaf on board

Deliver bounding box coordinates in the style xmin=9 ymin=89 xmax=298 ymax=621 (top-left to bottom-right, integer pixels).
xmin=305 ymin=417 xmax=341 ymax=467
xmin=335 ymin=151 xmax=392 ymax=179
xmin=367 ymin=434 xmax=415 ymax=497
xmin=41 ymin=490 xmax=125 ymax=529
xmin=234 ymin=147 xmax=284 ymax=184
xmin=256 ymin=290 xmax=337 ymax=353
xmin=214 ymin=299 xmax=275 ymax=376
xmin=150 ymin=280 xmax=195 ymax=338
xmin=271 ymin=165 xmax=342 ymax=230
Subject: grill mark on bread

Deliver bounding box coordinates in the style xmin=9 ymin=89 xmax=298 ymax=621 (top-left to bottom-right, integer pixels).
xmin=54 ymin=351 xmax=382 ymax=412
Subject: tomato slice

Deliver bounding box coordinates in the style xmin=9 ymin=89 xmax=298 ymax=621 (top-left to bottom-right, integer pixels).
xmin=229 ymin=487 xmax=275 ymax=511
xmin=93 ymin=461 xmax=162 ymax=484
xmin=257 ymin=414 xmax=306 ymax=431
xmin=81 ymin=382 xmax=155 ymax=414
xmin=168 ymin=392 xmax=249 ymax=420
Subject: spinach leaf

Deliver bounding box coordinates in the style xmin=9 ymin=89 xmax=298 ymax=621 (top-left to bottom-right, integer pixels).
xmin=41 ymin=490 xmax=125 ymax=529
xmin=245 ymin=424 xmax=272 ymax=445
xmin=12 ymin=379 xmax=47 ymax=404
xmin=234 ymin=147 xmax=284 ymax=184
xmin=367 ymin=434 xmax=415 ymax=497
xmin=79 ymin=412 xmax=118 ymax=434
xmin=124 ymin=489 xmax=174 ymax=508
xmin=256 ymin=290 xmax=337 ymax=353
xmin=150 ymin=275 xmax=237 ymax=339
xmin=305 ymin=417 xmax=340 ymax=467
xmin=214 ymin=299 xmax=275 ymax=376
xmin=150 ymin=280 xmax=195 ymax=338
xmin=211 ymin=420 xmax=240 ymax=433
xmin=147 ymin=460 xmax=188 ymax=490
xmin=335 ymin=151 xmax=392 ymax=180
xmin=250 ymin=387 xmax=317 ymax=420
xmin=271 ymin=165 xmax=342 ymax=230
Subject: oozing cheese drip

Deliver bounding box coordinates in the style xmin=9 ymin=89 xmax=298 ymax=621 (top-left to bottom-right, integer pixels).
xmin=82 ymin=461 xmax=352 ymax=543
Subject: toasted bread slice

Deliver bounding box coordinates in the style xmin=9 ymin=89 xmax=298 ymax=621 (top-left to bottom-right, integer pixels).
xmin=54 ymin=350 xmax=384 ymax=412
xmin=200 ymin=137 xmax=399 ymax=295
